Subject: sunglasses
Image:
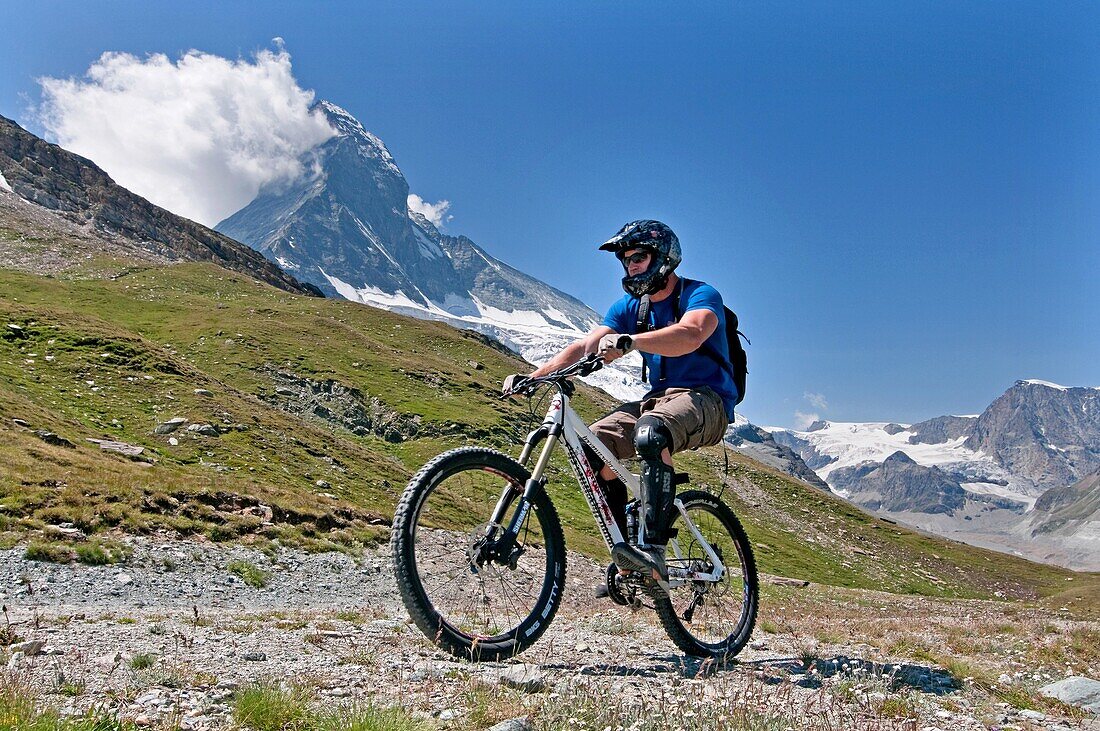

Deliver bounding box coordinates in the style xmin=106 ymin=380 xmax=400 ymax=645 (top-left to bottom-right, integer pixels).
xmin=621 ymin=251 xmax=651 ymax=266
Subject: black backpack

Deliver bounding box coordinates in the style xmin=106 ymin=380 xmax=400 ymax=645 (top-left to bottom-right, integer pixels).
xmin=635 ymin=278 xmax=749 ymax=405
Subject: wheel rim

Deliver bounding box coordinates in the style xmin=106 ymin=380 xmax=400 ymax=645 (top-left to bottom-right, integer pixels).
xmin=411 ymin=465 xmax=552 ymax=642
xmin=666 ymin=501 xmax=752 ymax=648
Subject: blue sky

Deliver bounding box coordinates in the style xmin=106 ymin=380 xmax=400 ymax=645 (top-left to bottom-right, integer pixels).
xmin=2 ymin=1 xmax=1097 ymax=428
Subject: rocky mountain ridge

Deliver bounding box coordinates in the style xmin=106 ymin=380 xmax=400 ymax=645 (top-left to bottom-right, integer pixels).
xmin=0 ymin=114 xmax=319 ymax=297
xmin=769 ymin=380 xmax=1100 ymax=570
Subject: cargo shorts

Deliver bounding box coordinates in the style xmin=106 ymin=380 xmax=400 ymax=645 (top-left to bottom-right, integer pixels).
xmin=589 ymin=386 xmax=729 ymax=460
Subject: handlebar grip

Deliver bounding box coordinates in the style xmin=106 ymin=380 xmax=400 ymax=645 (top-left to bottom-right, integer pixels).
xmin=577 ymin=356 xmax=604 ymax=377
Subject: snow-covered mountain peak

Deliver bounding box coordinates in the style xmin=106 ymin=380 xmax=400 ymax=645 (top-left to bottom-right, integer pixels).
xmin=1019 ymin=379 xmax=1069 ymax=391
xmin=313 ymin=100 xmax=399 ymax=172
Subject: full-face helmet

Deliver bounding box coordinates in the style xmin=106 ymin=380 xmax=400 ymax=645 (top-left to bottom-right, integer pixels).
xmin=599 ymin=220 xmax=681 ymax=296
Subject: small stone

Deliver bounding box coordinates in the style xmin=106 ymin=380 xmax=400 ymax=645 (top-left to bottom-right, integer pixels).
xmin=155 ymin=417 xmax=188 ymax=434
xmin=998 ymin=673 xmax=1012 ymax=684
xmin=116 ymin=573 xmax=134 ymax=586
xmin=193 ymin=389 xmax=213 ymax=396
xmin=12 ymin=418 xmax=29 ymax=428
xmin=7 ymin=651 xmax=25 ymax=668
xmin=315 ymin=479 xmax=330 ymax=488
xmin=10 ymin=640 xmax=46 ymax=656
xmin=498 ymin=664 xmax=546 ymax=693
xmin=438 ymin=709 xmax=459 ymax=721
xmin=1018 ymin=710 xmax=1046 ymax=721
xmin=168 ymin=437 xmax=179 ymax=446
xmin=186 ymin=423 xmax=219 ymax=437
xmin=750 ymin=640 xmax=767 ymax=650
xmin=243 ymin=652 xmax=267 ymax=662
xmin=34 ymin=430 xmax=75 ymax=448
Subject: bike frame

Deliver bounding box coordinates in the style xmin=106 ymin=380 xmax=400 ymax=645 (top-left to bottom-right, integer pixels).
xmin=494 ymin=387 xmax=727 ymax=587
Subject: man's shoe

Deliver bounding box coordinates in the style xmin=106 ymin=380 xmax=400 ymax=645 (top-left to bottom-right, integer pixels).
xmin=611 ymin=542 xmax=669 ymax=593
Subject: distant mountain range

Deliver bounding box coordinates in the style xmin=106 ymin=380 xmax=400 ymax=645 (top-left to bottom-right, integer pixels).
xmin=0 ymin=114 xmax=318 ymax=297
xmin=768 ymin=380 xmax=1100 ymax=570
xmin=216 ymin=101 xmax=644 ymax=401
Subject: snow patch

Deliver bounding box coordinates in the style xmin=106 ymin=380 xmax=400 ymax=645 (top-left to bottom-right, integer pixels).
xmin=274 ymin=256 xmax=300 ymax=272
xmin=1021 ymin=379 xmax=1068 ymax=391
xmin=0 ymin=170 xmax=11 ymax=193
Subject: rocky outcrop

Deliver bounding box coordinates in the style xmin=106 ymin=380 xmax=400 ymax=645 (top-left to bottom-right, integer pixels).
xmin=0 ymin=114 xmax=320 ymax=297
xmin=964 ymin=381 xmax=1100 ymax=490
xmin=831 ymin=451 xmax=968 ymax=515
xmin=1026 ymin=471 xmax=1100 ymax=538
xmin=907 ymin=415 xmax=977 ymax=445
xmin=725 ymin=420 xmax=831 ymax=491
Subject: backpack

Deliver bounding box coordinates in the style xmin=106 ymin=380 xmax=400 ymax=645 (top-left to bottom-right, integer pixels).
xmin=635 ymin=278 xmax=749 ymax=405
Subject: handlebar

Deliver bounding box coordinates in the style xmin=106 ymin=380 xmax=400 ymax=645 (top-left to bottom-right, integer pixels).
xmin=500 ymin=353 xmax=604 ymax=398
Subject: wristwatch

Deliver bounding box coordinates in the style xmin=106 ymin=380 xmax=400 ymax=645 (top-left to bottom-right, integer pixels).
xmin=615 ymin=334 xmax=634 ymax=353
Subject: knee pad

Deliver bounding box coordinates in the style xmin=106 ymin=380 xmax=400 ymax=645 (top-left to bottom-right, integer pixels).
xmin=633 ymin=415 xmax=671 ymax=460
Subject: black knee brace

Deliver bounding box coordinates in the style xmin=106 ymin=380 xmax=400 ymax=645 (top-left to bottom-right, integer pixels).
xmin=634 ymin=415 xmax=676 ymax=546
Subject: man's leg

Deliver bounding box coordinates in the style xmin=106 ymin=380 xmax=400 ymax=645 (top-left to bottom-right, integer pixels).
xmin=610 ymin=388 xmax=726 ymax=591
xmin=610 ymin=413 xmax=675 ymax=590
xmin=588 ymin=402 xmax=641 ymax=536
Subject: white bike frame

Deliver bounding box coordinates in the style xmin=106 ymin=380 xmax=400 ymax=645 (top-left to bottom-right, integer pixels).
xmin=509 ymin=388 xmax=727 ymax=587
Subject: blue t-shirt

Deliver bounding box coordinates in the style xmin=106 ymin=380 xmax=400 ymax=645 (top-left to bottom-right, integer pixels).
xmin=602 ymin=278 xmax=739 ymax=419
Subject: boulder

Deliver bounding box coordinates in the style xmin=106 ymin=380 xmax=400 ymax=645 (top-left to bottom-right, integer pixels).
xmin=1040 ymin=676 xmax=1100 ymax=714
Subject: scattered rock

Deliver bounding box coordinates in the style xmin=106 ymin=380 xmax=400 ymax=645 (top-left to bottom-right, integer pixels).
xmin=34 ymin=430 xmax=74 ymax=448
xmin=1040 ymin=676 xmax=1100 ymax=714
xmin=115 ymin=574 xmax=134 ymax=586
xmin=193 ymin=389 xmax=213 ymax=397
xmin=86 ymin=438 xmax=145 ymax=457
xmin=765 ymin=575 xmax=810 ymax=587
xmin=10 ymin=640 xmax=46 ymax=656
xmin=168 ymin=437 xmax=179 ymax=446
xmin=467 ymin=360 xmax=484 ymax=370
xmin=186 ymin=424 xmax=219 ymax=437
xmin=155 ymin=417 xmax=188 ymax=434
xmin=46 ymin=524 xmax=86 ymax=541
xmin=497 ymin=664 xmax=546 ymax=693
xmin=12 ymin=418 xmax=30 ymax=428
xmin=243 ymin=652 xmax=267 ymax=662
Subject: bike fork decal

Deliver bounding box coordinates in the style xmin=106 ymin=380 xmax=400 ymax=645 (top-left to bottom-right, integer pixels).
xmin=562 ymin=444 xmax=618 ymax=550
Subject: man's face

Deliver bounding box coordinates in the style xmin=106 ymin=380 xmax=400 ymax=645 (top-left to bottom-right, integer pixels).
xmin=621 ymin=248 xmax=652 ymax=277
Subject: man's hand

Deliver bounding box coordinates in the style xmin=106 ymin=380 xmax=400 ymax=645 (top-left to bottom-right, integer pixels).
xmin=502 ymin=373 xmax=530 ymax=397
xmin=597 ymin=333 xmax=633 ymax=363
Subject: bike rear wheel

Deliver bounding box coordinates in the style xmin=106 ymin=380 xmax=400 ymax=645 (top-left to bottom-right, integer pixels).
xmin=652 ymin=489 xmax=758 ymax=660
xmin=391 ymin=447 xmax=566 ymax=661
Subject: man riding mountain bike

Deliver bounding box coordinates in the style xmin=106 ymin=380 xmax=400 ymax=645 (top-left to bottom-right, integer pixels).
xmin=504 ymin=220 xmax=739 ymax=593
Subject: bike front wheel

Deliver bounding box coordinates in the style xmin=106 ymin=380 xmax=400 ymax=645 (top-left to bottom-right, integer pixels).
xmin=652 ymin=489 xmax=758 ymax=660
xmin=390 ymin=447 xmax=566 ymax=661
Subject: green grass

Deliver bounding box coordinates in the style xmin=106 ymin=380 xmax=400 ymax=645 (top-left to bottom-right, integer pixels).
xmin=228 ymin=559 xmax=272 ymax=588
xmin=0 ymin=261 xmax=1095 ymax=608
xmin=232 ymin=681 xmax=428 ymax=731
xmin=129 ymin=653 xmax=156 ymax=670
xmin=0 ymin=671 xmax=135 ymax=730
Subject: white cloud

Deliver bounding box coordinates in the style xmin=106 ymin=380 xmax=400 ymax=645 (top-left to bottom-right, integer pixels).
xmin=803 ymin=391 xmax=829 ymax=410
xmin=793 ymin=410 xmax=820 ymax=430
xmin=407 ymin=194 xmax=452 ymax=228
xmin=35 ymin=45 xmax=335 ymax=226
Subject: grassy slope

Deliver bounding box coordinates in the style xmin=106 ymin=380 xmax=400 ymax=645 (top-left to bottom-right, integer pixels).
xmin=0 ymin=260 xmax=1096 ymax=614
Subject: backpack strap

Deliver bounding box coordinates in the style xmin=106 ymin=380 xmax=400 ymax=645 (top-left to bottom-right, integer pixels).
xmin=635 ymin=294 xmax=652 ymax=382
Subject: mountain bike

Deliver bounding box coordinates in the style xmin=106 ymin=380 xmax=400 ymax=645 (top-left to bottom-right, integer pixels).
xmin=390 ymin=353 xmax=757 ymax=662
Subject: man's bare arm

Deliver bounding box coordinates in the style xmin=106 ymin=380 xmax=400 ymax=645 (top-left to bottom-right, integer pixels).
xmin=627 ymin=309 xmax=718 ymax=358
xmin=529 ymin=326 xmax=614 ymax=378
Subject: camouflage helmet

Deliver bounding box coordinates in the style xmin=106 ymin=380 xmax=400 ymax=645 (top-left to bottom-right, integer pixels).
xmin=599 ymin=220 xmax=682 ymax=296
